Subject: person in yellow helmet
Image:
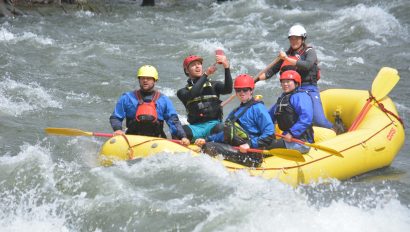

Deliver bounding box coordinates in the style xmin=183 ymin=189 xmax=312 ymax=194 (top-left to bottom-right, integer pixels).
xmin=110 ymin=65 xmax=190 ymax=145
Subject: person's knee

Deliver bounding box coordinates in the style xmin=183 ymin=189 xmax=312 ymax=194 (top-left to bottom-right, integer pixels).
xmin=267 ymin=139 xmax=286 ymax=149
xmin=203 ymin=142 xmax=226 ymax=157
xmin=210 ymin=123 xmax=224 ymax=135
xmin=183 ymin=125 xmax=193 ymax=140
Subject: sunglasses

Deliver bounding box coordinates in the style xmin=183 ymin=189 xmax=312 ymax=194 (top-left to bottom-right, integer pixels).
xmin=235 ymin=88 xmax=251 ymax=93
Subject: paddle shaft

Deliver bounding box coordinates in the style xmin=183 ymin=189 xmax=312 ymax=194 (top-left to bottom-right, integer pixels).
xmin=232 ymin=146 xmax=267 ymax=154
xmin=275 ymin=133 xmax=307 ymax=146
xmin=275 ymin=133 xmax=342 ymax=156
xmin=94 ymin=132 xmax=114 ymax=138
xmin=45 ymin=127 xmax=113 ymax=137
xmin=348 ymin=99 xmax=371 ymax=131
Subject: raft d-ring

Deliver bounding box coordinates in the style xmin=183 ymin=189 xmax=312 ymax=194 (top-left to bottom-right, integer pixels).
xmin=360 ymin=142 xmax=368 ymax=149
xmin=109 ymin=138 xmax=116 ymax=144
xmin=281 ymin=168 xmax=288 ymax=175
xmin=127 ymin=148 xmax=134 ymax=160
xmin=151 ymin=143 xmax=158 ymax=148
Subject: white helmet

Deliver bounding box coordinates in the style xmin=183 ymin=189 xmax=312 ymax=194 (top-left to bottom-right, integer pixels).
xmin=288 ymin=24 xmax=307 ymax=39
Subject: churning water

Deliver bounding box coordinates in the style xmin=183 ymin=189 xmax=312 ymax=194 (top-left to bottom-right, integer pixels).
xmin=1 ymin=0 xmax=410 ymax=231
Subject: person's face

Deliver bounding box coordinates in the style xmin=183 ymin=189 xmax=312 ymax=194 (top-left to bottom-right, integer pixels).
xmin=235 ymin=88 xmax=253 ymax=103
xmin=280 ymin=79 xmax=296 ymax=93
xmin=289 ymin=36 xmax=303 ymax=50
xmin=187 ymin=61 xmax=203 ymax=78
xmin=138 ymin=76 xmax=156 ymax=91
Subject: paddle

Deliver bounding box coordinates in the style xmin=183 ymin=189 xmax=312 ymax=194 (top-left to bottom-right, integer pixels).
xmin=348 ymin=67 xmax=399 ymax=131
xmin=45 ymin=127 xmax=113 ymax=138
xmin=45 ymin=127 xmax=305 ymax=161
xmin=275 ymin=133 xmax=343 ymax=157
xmin=233 ymin=147 xmax=305 ymax=162
xmin=172 ymin=138 xmax=303 ymax=161
xmin=45 ymin=127 xmax=188 ymax=144
xmin=221 ymin=57 xmax=281 ymax=107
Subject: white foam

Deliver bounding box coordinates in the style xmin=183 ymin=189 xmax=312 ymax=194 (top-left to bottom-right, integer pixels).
xmin=223 ymin=0 xmax=271 ymax=12
xmin=0 ymin=27 xmax=54 ymax=45
xmin=316 ymin=46 xmax=339 ymax=64
xmin=0 ymin=27 xmax=15 ymax=41
xmin=156 ymin=155 xmax=410 ymax=231
xmin=323 ymin=4 xmax=405 ymax=43
xmin=0 ymin=77 xmax=62 ymax=116
xmin=156 ymin=86 xmax=176 ymax=97
xmin=346 ymin=57 xmax=365 ymax=66
xmin=65 ymin=91 xmax=102 ymax=104
xmin=21 ymin=32 xmax=54 ymax=45
xmin=74 ymin=10 xmax=95 ymax=18
xmin=1 ymin=216 xmax=70 ymax=232
xmin=0 ymin=143 xmax=69 ymax=232
xmin=191 ymin=174 xmax=410 ymax=232
xmin=191 ymin=39 xmax=225 ymax=56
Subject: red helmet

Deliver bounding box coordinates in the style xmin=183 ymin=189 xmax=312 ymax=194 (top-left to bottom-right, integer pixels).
xmin=234 ymin=74 xmax=255 ymax=89
xmin=280 ymin=70 xmax=301 ymax=85
xmin=183 ymin=55 xmax=203 ymax=76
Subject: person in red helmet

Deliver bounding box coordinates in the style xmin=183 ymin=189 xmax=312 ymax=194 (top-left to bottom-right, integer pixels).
xmin=177 ymin=52 xmax=232 ymax=142
xmin=256 ymin=24 xmax=336 ymax=131
xmin=195 ymin=74 xmax=275 ymax=167
xmin=268 ymin=70 xmax=314 ymax=153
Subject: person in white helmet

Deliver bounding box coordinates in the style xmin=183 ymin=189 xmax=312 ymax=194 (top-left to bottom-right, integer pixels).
xmin=256 ymin=24 xmax=343 ymax=133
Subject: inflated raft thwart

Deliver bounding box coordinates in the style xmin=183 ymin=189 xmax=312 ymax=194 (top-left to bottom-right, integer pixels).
xmin=99 ymin=69 xmax=405 ymax=186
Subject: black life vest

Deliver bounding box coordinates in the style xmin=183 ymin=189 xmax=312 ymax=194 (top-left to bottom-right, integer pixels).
xmin=274 ymin=91 xmax=314 ymax=142
xmin=185 ymin=81 xmax=222 ymax=124
xmin=126 ymin=90 xmax=166 ymax=138
xmin=223 ymin=99 xmax=256 ymax=146
xmin=281 ymin=45 xmax=320 ymax=85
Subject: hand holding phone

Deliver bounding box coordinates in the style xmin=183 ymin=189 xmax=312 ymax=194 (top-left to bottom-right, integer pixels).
xmin=215 ymin=49 xmax=224 ymax=64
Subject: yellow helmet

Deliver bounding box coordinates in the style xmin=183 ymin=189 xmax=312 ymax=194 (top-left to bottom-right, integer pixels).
xmin=137 ymin=65 xmax=158 ymax=81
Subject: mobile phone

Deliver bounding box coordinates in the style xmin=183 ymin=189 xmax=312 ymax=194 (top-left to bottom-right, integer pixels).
xmin=216 ymin=49 xmax=224 ymax=64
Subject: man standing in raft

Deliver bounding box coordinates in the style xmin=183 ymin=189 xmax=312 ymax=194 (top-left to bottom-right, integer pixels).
xmin=110 ymin=65 xmax=190 ymax=145
xmin=256 ymin=24 xmax=343 ymax=133
xmin=177 ymin=52 xmax=233 ymax=142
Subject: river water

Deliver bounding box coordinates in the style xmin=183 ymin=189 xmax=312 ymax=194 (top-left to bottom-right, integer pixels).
xmin=1 ymin=0 xmax=410 ymax=231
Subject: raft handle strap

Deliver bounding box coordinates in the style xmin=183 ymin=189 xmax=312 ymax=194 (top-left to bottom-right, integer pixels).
xmin=369 ymin=91 xmax=404 ymax=127
xmin=120 ymin=134 xmax=135 ymax=160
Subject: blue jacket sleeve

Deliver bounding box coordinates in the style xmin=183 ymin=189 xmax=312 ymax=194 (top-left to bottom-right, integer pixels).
xmin=206 ymin=111 xmax=235 ymax=143
xmin=288 ymin=92 xmax=313 ymax=138
xmin=268 ymin=103 xmax=278 ymax=124
xmin=206 ymin=131 xmax=224 ymax=143
xmin=110 ymin=92 xmax=136 ymax=131
xmin=247 ymin=104 xmax=275 ymax=148
xmin=159 ymin=95 xmax=187 ymax=139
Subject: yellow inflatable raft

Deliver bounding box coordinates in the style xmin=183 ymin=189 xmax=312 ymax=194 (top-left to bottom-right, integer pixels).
xmin=99 ymin=67 xmax=405 ymax=186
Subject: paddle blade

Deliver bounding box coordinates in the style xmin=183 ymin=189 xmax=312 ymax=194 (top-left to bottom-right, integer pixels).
xmin=44 ymin=127 xmax=93 ymax=137
xmin=265 ymin=148 xmax=305 ymax=162
xmin=371 ymin=67 xmax=399 ymax=101
xmin=308 ymin=143 xmax=343 ymax=157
